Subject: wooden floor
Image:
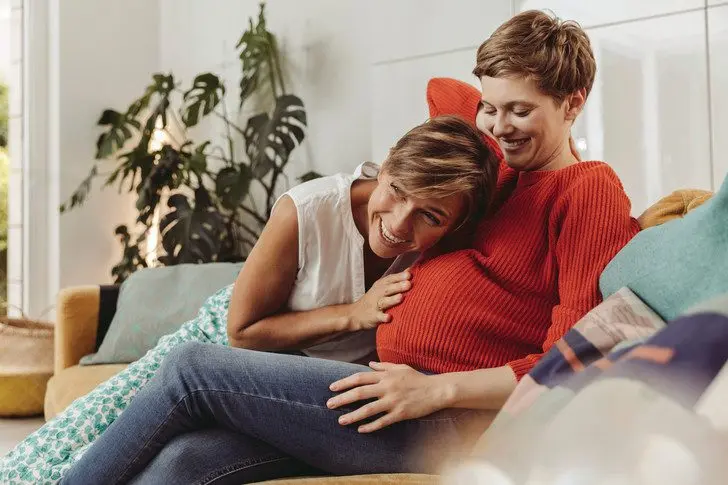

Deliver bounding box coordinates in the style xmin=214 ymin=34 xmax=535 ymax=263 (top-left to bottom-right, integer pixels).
xmin=0 ymin=417 xmax=45 ymax=456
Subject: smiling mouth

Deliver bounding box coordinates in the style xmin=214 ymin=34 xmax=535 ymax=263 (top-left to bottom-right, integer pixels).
xmin=500 ymin=138 xmax=530 ymax=150
xmin=379 ymin=219 xmax=407 ymax=245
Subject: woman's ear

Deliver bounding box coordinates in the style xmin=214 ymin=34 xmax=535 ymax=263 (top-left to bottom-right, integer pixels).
xmin=565 ymin=88 xmax=587 ymax=121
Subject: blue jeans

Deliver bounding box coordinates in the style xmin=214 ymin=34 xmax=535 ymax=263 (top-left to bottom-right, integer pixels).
xmin=62 ymin=342 xmax=488 ymax=484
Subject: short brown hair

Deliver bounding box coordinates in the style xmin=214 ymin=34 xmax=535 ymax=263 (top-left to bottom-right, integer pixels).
xmin=381 ymin=115 xmax=498 ymax=228
xmin=473 ymin=10 xmax=596 ymax=102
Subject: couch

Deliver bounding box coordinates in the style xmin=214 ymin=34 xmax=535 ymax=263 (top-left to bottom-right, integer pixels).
xmin=43 ymin=188 xmax=711 ymax=484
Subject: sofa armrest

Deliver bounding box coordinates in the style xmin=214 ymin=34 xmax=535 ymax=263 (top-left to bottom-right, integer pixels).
xmin=55 ymin=286 xmax=101 ymax=374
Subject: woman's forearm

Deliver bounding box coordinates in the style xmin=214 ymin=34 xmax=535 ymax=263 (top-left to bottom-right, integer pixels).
xmin=228 ymin=304 xmax=356 ymax=351
xmin=434 ymin=365 xmax=517 ymax=410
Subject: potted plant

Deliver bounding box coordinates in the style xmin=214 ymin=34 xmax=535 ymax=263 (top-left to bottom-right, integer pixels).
xmin=61 ymin=3 xmax=320 ymax=282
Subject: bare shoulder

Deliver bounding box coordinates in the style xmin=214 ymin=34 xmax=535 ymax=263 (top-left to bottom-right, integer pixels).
xmin=269 ymin=195 xmax=299 ymax=230
xmin=244 ymin=195 xmax=299 ymax=271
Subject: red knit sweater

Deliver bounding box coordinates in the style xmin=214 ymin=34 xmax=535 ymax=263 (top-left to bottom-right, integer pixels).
xmin=376 ymin=78 xmax=641 ymax=380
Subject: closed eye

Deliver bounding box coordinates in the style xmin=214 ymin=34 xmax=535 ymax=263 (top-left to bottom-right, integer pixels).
xmin=422 ymin=211 xmax=441 ymax=226
xmin=480 ymin=101 xmax=496 ymax=115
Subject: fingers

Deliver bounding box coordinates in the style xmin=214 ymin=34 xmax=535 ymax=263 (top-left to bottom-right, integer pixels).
xmin=377 ymin=294 xmax=403 ymax=311
xmin=368 ymin=361 xmax=399 ymax=371
xmin=378 ymin=312 xmax=392 ymax=323
xmin=338 ymin=399 xmax=390 ymax=426
xmin=378 ymin=270 xmax=411 ymax=286
xmin=382 ymin=280 xmax=411 ymax=297
xmin=329 ymin=371 xmax=381 ymax=393
xmin=327 ymin=383 xmax=381 ymax=409
xmin=357 ymin=410 xmax=403 ymax=433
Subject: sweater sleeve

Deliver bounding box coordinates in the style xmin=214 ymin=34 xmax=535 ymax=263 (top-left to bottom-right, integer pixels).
xmin=506 ymin=168 xmax=641 ymax=380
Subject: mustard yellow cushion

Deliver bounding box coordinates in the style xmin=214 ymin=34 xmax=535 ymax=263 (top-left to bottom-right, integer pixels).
xmin=637 ymin=189 xmax=713 ymax=229
xmin=44 ymin=364 xmax=127 ymax=421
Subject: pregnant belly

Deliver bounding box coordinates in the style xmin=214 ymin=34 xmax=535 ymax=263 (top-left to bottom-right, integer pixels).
xmin=377 ymin=249 xmax=500 ymax=372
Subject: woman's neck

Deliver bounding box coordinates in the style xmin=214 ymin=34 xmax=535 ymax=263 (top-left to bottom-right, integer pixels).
xmin=537 ymin=138 xmax=579 ymax=172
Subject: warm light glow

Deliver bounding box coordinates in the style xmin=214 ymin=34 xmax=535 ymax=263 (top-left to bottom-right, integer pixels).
xmin=146 ymin=206 xmax=160 ymax=266
xmin=145 ymin=118 xmax=167 ymax=265
xmin=576 ymin=137 xmax=588 ymax=152
xmin=149 ymin=118 xmax=166 ymax=152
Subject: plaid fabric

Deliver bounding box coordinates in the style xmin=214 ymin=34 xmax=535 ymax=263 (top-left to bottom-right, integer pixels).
xmin=465 ymin=292 xmax=728 ymax=485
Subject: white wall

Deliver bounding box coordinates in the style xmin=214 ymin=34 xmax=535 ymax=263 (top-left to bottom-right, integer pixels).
xmin=159 ymin=0 xmax=374 ymax=177
xmin=54 ymin=0 xmax=160 ymax=291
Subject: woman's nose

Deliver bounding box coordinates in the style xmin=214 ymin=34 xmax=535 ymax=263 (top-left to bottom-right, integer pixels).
xmin=390 ymin=209 xmax=411 ymax=235
xmin=492 ymin=112 xmax=512 ymax=138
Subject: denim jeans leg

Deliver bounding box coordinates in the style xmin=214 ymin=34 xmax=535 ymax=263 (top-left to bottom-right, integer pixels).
xmin=129 ymin=428 xmax=325 ymax=485
xmin=65 ymin=342 xmax=486 ymax=484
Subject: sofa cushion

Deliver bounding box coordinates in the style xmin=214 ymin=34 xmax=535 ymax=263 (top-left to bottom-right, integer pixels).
xmin=44 ymin=364 xmax=127 ymax=420
xmin=600 ymin=174 xmax=728 ymax=321
xmin=81 ymin=263 xmax=242 ymax=365
xmin=637 ymin=188 xmax=713 ymax=229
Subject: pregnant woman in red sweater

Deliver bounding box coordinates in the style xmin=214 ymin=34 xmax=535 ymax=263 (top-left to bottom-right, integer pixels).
xmin=63 ymin=10 xmax=640 ymax=484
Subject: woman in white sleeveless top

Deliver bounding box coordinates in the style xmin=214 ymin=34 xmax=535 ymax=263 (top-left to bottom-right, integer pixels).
xmin=226 ymin=115 xmax=499 ymax=363
xmin=0 ymin=116 xmax=498 ymax=485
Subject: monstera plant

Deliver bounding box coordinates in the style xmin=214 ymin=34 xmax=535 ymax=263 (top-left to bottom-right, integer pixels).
xmin=61 ymin=4 xmax=319 ymax=282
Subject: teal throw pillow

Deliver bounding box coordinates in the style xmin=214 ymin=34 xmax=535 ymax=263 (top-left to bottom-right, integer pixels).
xmin=81 ymin=262 xmax=242 ymax=364
xmin=600 ymin=174 xmax=728 ymax=321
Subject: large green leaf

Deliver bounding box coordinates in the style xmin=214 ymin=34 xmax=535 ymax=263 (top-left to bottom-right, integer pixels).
xmin=96 ymin=74 xmax=175 ymax=160
xmin=136 ymin=146 xmax=186 ymax=225
xmin=236 ymin=3 xmax=281 ymax=106
xmin=215 ymin=165 xmax=253 ymax=210
xmin=111 ymin=225 xmax=148 ymax=283
xmin=158 ymin=191 xmax=226 ymax=265
xmin=244 ymin=95 xmax=306 ymax=178
xmin=95 ymin=110 xmax=140 ymax=159
xmin=181 ymin=74 xmax=225 ymax=127
xmin=106 ymin=146 xmax=156 ymax=195
xmin=187 ymin=141 xmax=210 ymax=175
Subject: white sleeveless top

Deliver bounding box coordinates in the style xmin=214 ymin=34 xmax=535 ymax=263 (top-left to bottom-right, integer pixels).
xmin=280 ymin=162 xmax=416 ymax=363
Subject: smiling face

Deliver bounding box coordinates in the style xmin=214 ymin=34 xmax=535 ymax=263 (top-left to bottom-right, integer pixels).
xmin=366 ymin=171 xmax=465 ymax=259
xmin=472 ymin=10 xmax=595 ymax=171
xmin=477 ymin=75 xmax=582 ymax=172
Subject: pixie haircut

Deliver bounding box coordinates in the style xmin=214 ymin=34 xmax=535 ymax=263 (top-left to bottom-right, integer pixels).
xmin=381 ymin=115 xmax=499 ymax=228
xmin=473 ymin=10 xmax=596 ymax=102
